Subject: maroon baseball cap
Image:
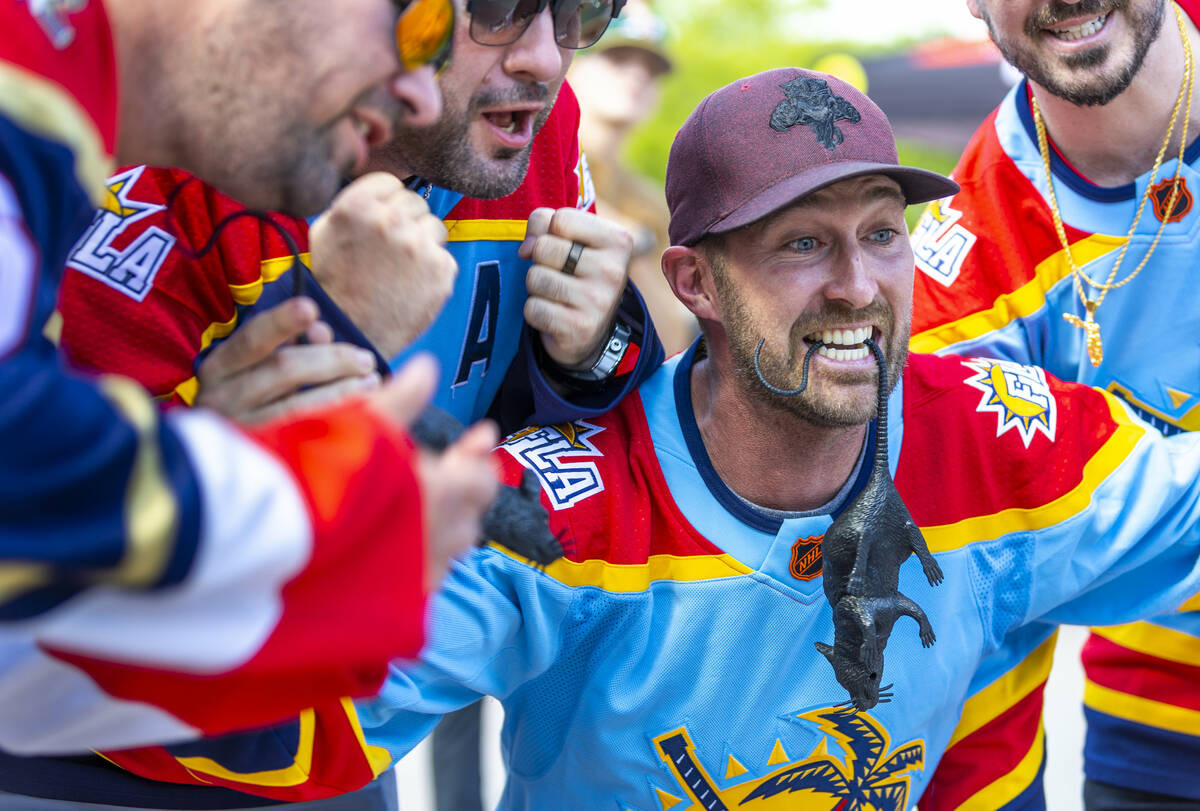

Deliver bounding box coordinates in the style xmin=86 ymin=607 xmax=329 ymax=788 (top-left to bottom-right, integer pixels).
xmin=666 ymin=68 xmax=960 ymax=246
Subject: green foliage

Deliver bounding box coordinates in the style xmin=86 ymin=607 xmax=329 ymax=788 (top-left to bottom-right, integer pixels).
xmin=618 ymin=0 xmax=960 ymax=230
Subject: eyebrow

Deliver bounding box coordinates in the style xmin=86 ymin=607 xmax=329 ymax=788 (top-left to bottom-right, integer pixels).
xmin=792 ymin=180 xmax=906 ymax=210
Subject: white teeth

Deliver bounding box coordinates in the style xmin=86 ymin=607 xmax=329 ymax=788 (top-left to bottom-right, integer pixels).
xmin=353 ymin=117 xmax=370 ymax=137
xmin=807 ymin=326 xmax=874 ymax=355
xmin=1053 ymin=13 xmax=1107 ymax=41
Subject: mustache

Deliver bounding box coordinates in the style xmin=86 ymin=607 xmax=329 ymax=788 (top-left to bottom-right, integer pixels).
xmin=1026 ymin=0 xmax=1125 ymax=34
xmin=470 ymin=83 xmax=550 ymax=113
xmin=788 ymin=300 xmax=894 ymax=346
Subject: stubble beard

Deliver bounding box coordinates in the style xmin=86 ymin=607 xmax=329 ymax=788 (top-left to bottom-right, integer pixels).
xmin=382 ymin=83 xmax=557 ymax=200
xmin=983 ymin=0 xmax=1165 ymax=107
xmin=715 ymin=275 xmax=908 ymax=428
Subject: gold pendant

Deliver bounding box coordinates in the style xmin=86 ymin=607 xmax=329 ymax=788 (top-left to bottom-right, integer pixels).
xmin=1063 ymin=302 xmax=1103 ymax=367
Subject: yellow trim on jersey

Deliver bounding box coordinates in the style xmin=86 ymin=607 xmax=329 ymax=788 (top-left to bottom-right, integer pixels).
xmin=1180 ymin=593 xmax=1200 ymax=612
xmin=444 ymin=219 xmax=528 ymax=242
xmin=171 ymin=253 xmax=305 ymax=404
xmin=910 ymin=234 xmax=1125 ymax=353
xmin=922 ymin=392 xmax=1146 ymax=553
xmin=0 ymin=60 xmax=113 ymax=204
xmin=97 ymin=375 xmax=179 ymax=588
xmin=340 ymin=698 xmax=394 ymax=778
xmin=1091 ymin=622 xmax=1200 ymax=668
xmin=957 ymin=718 xmax=1046 ymax=811
xmin=176 ymin=708 xmax=316 ymax=787
xmin=170 ymin=314 xmax=239 ymax=405
xmin=490 ymin=544 xmax=754 ymax=592
xmin=0 ymin=565 xmax=53 ymax=605
xmin=947 ymin=631 xmax=1057 ymax=748
xmin=1084 ymin=679 xmax=1200 ymax=736
xmin=230 ymin=253 xmax=310 ymax=306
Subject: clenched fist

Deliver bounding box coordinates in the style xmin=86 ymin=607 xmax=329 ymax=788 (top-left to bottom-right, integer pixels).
xmin=310 ymin=172 xmax=458 ymax=359
xmin=519 ymin=207 xmax=633 ymax=369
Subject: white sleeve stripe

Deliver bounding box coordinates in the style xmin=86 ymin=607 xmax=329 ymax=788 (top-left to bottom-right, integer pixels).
xmin=35 ymin=408 xmax=312 ymax=672
xmin=0 ymin=173 xmax=38 ymax=360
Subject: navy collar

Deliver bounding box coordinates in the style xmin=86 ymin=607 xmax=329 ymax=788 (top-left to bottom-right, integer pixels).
xmin=671 ymin=340 xmax=877 ymax=535
xmin=1016 ymin=78 xmax=1200 ymax=203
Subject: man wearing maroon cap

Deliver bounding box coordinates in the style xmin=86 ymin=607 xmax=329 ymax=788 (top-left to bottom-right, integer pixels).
xmin=331 ymin=68 xmax=1200 ymax=809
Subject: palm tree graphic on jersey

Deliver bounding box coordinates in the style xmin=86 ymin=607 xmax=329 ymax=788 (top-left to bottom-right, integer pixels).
xmin=653 ymin=706 xmax=923 ymax=809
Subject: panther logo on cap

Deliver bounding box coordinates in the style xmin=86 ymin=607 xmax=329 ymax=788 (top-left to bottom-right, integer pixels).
xmin=769 ymin=76 xmax=861 ymax=150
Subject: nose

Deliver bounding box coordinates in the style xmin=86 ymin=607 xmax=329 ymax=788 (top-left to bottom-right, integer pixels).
xmin=390 ymin=64 xmax=443 ymax=129
xmin=823 ymin=243 xmax=879 ymax=310
xmin=502 ymin=7 xmax=568 ymax=83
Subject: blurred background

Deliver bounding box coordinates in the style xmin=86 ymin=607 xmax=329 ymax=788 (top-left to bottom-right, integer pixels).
xmin=398 ymin=1 xmax=1092 ymax=808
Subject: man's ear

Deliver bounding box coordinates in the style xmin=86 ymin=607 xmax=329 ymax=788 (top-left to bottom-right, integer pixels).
xmin=662 ymin=246 xmax=720 ymax=322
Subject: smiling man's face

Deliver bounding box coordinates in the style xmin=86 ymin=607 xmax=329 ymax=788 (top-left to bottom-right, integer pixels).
xmin=370 ymin=0 xmax=573 ymax=198
xmin=968 ymin=0 xmax=1166 ymax=106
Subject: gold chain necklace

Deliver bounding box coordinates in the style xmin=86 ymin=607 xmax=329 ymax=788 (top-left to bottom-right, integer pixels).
xmin=1032 ymin=2 xmax=1194 ymax=367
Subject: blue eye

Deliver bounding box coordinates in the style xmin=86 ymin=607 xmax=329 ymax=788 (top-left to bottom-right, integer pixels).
xmin=790 ymin=237 xmax=817 ymax=252
xmin=869 ymin=229 xmax=896 ymax=244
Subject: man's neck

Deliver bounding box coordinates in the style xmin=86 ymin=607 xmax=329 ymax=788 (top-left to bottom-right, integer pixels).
xmin=689 ymin=353 xmax=869 ymax=514
xmin=107 ymin=0 xmax=192 ymax=166
xmin=1033 ymin=11 xmax=1200 ymax=187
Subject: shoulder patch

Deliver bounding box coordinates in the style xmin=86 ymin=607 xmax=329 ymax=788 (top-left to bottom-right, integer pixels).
xmin=66 ymin=165 xmax=176 ymax=301
xmin=501 ymin=421 xmax=605 ymax=509
xmin=912 ymin=196 xmax=977 ymax=288
xmin=963 ymin=357 xmax=1057 ymax=447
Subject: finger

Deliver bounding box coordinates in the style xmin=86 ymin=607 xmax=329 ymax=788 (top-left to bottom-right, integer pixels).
xmin=526 ymin=233 xmax=576 ymax=275
xmin=518 ymin=207 xmax=556 ymax=258
xmin=538 ymin=207 xmax=631 ymax=250
xmin=525 ymin=263 xmax=581 ymax=307
xmin=368 ymin=352 xmax=440 ymax=429
xmin=200 ymin=298 xmax=319 ymax=382
xmin=245 ymin=373 xmax=381 ymax=424
xmin=236 ymin=343 xmax=377 ymax=410
xmin=453 ymin=419 xmax=501 ymax=456
xmin=523 ymin=296 xmax=579 ymax=345
xmin=305 ymin=321 xmax=334 ymax=345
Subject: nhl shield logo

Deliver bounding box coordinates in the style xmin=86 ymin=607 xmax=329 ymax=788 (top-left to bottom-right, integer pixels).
xmin=789 ymin=535 xmax=824 ymax=581
xmin=1151 ymin=177 xmax=1192 ymax=224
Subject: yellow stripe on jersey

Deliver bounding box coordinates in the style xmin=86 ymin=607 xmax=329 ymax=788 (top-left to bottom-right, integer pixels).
xmin=97 ymin=375 xmax=179 ymax=588
xmin=1091 ymin=621 xmax=1200 ymax=668
xmin=177 ymin=708 xmax=316 ymax=786
xmin=957 ymin=718 xmax=1046 ymax=811
xmin=947 ymin=632 xmax=1057 ymax=748
xmin=231 ymin=253 xmax=310 ymax=306
xmin=910 ymin=234 xmax=1125 ymax=353
xmin=341 ymin=698 xmax=393 ymax=778
xmin=173 ymin=253 xmax=308 ymax=404
xmin=1084 ymin=679 xmax=1200 ymax=736
xmin=0 ymin=60 xmax=113 ymax=205
xmin=444 ymin=219 xmax=528 ymax=242
xmin=490 ymin=544 xmax=754 ymax=592
xmin=923 ymin=391 xmax=1145 ymax=553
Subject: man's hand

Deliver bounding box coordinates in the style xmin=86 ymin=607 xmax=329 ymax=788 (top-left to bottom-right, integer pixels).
xmin=519 ymin=207 xmax=633 ymax=369
xmin=309 ymin=172 xmax=458 ymax=359
xmin=195 ymin=297 xmax=381 ymax=423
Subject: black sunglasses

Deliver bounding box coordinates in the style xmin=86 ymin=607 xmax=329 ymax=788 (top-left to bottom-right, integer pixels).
xmin=465 ymin=0 xmax=626 ymax=50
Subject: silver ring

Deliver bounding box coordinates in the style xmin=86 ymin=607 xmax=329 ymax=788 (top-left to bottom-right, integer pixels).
xmin=561 ymin=241 xmax=585 ymax=276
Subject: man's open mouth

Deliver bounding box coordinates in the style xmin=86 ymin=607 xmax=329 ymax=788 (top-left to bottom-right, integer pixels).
xmin=1049 ymin=11 xmax=1109 ymax=41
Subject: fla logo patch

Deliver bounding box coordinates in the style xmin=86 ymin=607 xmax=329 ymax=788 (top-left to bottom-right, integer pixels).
xmin=963 ymin=358 xmax=1057 ymax=447
xmin=649 ymin=706 xmax=924 ymax=810
xmin=501 ymin=421 xmax=605 ymax=510
xmin=789 ymin=535 xmax=824 ymax=581
xmin=912 ymin=196 xmax=976 ymax=288
xmin=67 ymin=166 xmax=176 ymax=302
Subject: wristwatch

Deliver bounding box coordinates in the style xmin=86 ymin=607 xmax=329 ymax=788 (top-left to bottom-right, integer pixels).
xmin=542 ymin=320 xmax=632 ymax=389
